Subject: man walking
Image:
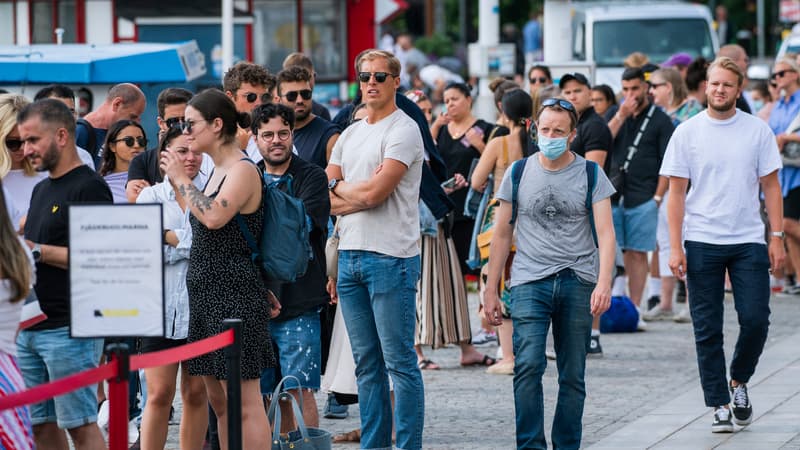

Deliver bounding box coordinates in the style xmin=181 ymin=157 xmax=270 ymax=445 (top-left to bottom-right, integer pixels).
xmin=326 ymin=49 xmax=425 ymax=450
xmin=19 ymin=99 xmax=113 ymax=450
xmin=483 ymin=99 xmax=615 ymax=450
xmin=663 ymin=57 xmax=784 ymax=433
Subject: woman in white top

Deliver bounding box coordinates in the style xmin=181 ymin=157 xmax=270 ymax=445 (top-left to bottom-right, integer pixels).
xmin=98 ymin=120 xmax=146 ymax=203
xmin=0 ymin=94 xmax=45 ymax=228
xmin=0 ymin=179 xmax=35 ymax=449
xmin=136 ymin=127 xmax=208 ymax=450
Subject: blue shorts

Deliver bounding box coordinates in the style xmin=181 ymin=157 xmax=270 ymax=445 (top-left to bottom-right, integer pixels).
xmin=613 ymin=199 xmax=658 ymax=252
xmin=16 ymin=327 xmax=103 ymax=429
xmin=259 ymin=310 xmax=321 ymax=395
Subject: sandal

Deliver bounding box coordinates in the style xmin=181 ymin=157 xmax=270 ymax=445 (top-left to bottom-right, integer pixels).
xmin=460 ymin=354 xmax=497 ymax=367
xmin=333 ymin=429 xmax=361 ymax=443
xmin=417 ymin=359 xmax=441 ymax=370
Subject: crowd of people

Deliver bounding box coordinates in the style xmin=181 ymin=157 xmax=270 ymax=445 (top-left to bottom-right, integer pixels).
xmin=0 ymin=36 xmax=792 ymax=450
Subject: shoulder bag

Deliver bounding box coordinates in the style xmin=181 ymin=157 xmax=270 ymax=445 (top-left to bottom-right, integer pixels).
xmin=608 ymin=104 xmax=656 ymax=202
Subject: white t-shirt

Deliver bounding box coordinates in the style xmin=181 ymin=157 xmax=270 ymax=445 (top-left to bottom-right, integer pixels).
xmin=330 ymin=109 xmax=424 ymax=258
xmin=660 ymin=110 xmax=782 ymax=245
xmin=4 ymin=169 xmax=47 ymax=216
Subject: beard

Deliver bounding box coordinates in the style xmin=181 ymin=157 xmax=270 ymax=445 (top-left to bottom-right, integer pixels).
xmin=708 ymin=96 xmax=737 ymax=114
xmin=34 ymin=141 xmax=60 ymax=172
xmin=295 ymin=107 xmax=311 ymax=122
xmin=264 ymin=145 xmax=292 ymax=167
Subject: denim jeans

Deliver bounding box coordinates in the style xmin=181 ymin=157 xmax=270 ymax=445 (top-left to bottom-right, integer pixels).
xmin=337 ymin=250 xmax=423 ymax=450
xmin=685 ymin=241 xmax=771 ymax=407
xmin=510 ymin=269 xmax=594 ymax=450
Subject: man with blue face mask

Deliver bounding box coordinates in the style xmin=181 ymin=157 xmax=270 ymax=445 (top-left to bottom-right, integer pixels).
xmin=483 ymin=99 xmax=617 ymax=450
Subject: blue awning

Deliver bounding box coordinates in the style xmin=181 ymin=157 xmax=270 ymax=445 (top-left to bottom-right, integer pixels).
xmin=0 ymin=41 xmax=206 ymax=84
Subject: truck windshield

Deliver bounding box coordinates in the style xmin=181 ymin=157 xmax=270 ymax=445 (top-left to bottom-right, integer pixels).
xmin=593 ymin=19 xmax=715 ymax=67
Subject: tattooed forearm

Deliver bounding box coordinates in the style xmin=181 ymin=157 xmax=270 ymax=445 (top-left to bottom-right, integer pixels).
xmin=178 ymin=183 xmax=214 ymax=215
xmin=220 ymin=199 xmax=228 ymax=207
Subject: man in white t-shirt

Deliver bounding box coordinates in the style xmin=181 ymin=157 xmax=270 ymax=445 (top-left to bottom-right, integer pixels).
xmin=326 ymin=49 xmax=425 ymax=450
xmin=662 ymin=57 xmax=784 ymax=434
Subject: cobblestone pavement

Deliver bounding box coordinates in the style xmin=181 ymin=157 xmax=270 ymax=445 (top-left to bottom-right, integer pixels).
xmin=156 ymin=291 xmax=800 ymax=449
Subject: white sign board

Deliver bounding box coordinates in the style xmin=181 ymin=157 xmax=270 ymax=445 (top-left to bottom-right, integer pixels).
xmin=69 ymin=204 xmax=164 ymax=338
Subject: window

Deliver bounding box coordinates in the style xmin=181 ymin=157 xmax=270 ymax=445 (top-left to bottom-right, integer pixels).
xmin=252 ymin=1 xmax=298 ymax=73
xmin=0 ymin=2 xmax=14 ymax=45
xmin=593 ymin=19 xmax=715 ymax=67
xmin=31 ymin=0 xmax=77 ymax=43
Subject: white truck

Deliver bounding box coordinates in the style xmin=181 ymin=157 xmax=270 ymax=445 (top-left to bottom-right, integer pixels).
xmin=542 ymin=0 xmax=719 ymax=92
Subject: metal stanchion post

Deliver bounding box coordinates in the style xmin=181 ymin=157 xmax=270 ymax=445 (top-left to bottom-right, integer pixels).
xmin=106 ymin=343 xmax=130 ymax=450
xmin=223 ymin=319 xmax=243 ymax=450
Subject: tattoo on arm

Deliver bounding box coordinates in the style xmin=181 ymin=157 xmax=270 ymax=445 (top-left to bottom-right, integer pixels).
xmin=220 ymin=199 xmax=229 ymax=207
xmin=178 ymin=183 xmax=214 ymax=215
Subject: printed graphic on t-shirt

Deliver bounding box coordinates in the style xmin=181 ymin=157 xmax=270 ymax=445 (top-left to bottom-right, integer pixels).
xmin=527 ymin=184 xmax=582 ymax=238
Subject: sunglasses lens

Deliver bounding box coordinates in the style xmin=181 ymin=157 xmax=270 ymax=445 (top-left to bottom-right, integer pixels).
xmin=375 ymin=73 xmax=387 ymax=82
xmin=138 ymin=137 xmax=147 ymax=147
xmin=300 ymin=90 xmax=312 ymax=100
xmin=246 ymin=93 xmax=258 ymax=103
xmin=5 ymin=139 xmax=22 ymax=151
xmin=286 ymin=92 xmax=298 ymax=102
xmin=358 ymin=72 xmax=370 ymax=82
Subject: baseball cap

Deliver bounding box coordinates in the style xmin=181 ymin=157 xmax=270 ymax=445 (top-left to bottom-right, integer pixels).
xmin=641 ymin=63 xmax=660 ymax=82
xmin=662 ymin=53 xmax=693 ymax=68
xmin=558 ymin=72 xmax=590 ymax=90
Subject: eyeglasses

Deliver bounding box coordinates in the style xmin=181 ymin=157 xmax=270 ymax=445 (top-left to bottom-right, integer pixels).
xmin=358 ymin=72 xmax=395 ymax=83
xmin=649 ymin=82 xmax=667 ymax=89
xmin=541 ymin=98 xmax=578 ymax=123
xmin=259 ymin=130 xmax=292 ymax=142
xmin=4 ymin=138 xmax=22 ymax=152
xmin=180 ymin=119 xmax=207 ymax=134
xmin=771 ymin=70 xmax=796 ymax=80
xmin=281 ymin=89 xmax=313 ymax=102
xmin=530 ymin=77 xmax=549 ymax=84
xmin=242 ymin=92 xmax=270 ymax=103
xmin=164 ymin=117 xmax=185 ymax=129
xmin=114 ymin=136 xmax=147 ymax=148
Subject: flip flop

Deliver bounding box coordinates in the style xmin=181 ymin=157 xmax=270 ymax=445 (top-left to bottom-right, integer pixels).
xmin=460 ymin=354 xmax=497 ymax=367
xmin=417 ymin=359 xmax=441 ymax=370
xmin=333 ymin=429 xmax=361 ymax=443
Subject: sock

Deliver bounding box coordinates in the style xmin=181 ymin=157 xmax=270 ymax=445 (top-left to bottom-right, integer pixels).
xmin=591 ymin=329 xmax=600 ymax=337
xmin=612 ymin=275 xmax=627 ymax=297
xmin=648 ymin=277 xmax=662 ymax=298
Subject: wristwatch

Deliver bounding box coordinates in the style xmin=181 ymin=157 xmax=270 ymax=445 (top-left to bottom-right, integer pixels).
xmin=31 ymin=244 xmax=42 ymax=262
xmin=328 ymin=178 xmax=342 ymax=192
xmin=771 ymin=231 xmax=786 ymax=240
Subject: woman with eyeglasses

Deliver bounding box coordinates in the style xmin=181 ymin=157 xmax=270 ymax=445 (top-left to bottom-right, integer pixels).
xmin=0 ymin=178 xmax=35 ymax=450
xmin=98 ymin=120 xmax=147 ymax=203
xmin=649 ymin=68 xmax=704 ymax=127
xmin=136 ymin=126 xmax=209 ymax=450
xmin=160 ymin=88 xmax=278 ymax=449
xmin=0 ymin=94 xmax=40 ymax=230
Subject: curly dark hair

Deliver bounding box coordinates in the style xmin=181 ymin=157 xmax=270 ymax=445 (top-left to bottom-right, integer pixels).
xmin=223 ymin=62 xmax=271 ymax=94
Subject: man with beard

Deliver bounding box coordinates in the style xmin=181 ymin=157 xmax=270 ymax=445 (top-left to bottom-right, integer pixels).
xmin=662 ymin=57 xmax=784 ymax=433
xmin=608 ymin=67 xmax=674 ymax=330
xmin=276 ymin=66 xmax=339 ymax=169
xmin=251 ymin=103 xmax=331 ymax=432
xmin=18 ymin=99 xmax=112 ymax=450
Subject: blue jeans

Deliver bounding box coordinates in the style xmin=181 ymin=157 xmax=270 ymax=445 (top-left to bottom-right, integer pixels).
xmin=337 ymin=250 xmax=423 ymax=450
xmin=260 ymin=309 xmax=322 ymax=394
xmin=685 ymin=241 xmax=771 ymax=407
xmin=511 ymin=269 xmax=594 ymax=450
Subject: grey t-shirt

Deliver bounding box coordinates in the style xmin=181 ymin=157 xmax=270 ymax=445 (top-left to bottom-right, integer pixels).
xmin=496 ymin=154 xmax=615 ymax=287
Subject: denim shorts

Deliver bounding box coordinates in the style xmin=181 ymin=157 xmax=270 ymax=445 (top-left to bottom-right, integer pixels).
xmin=259 ymin=309 xmax=322 ymax=395
xmin=15 ymin=327 xmax=102 ymax=429
xmin=612 ymin=199 xmax=658 ymax=252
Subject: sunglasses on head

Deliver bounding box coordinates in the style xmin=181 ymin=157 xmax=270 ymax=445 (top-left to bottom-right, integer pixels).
xmin=541 ymin=98 xmax=578 ymax=122
xmin=530 ymin=77 xmax=549 ymax=84
xmin=164 ymin=117 xmax=185 ymax=129
xmin=5 ymin=138 xmax=22 ymax=152
xmin=243 ymin=92 xmax=270 ymax=103
xmin=358 ymin=72 xmax=394 ymax=83
xmin=282 ymin=89 xmax=313 ymax=102
xmin=771 ymin=69 xmax=796 ymax=80
xmin=114 ymin=136 xmax=147 ymax=148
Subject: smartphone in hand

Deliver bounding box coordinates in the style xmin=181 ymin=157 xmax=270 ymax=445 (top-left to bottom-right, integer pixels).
xmin=440 ymin=177 xmax=457 ymax=189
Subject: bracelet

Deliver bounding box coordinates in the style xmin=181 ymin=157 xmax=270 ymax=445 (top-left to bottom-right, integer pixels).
xmin=654 ymin=195 xmax=663 ymax=203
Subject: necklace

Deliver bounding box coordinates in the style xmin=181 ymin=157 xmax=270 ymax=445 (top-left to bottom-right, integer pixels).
xmin=448 ymin=120 xmax=474 ymax=139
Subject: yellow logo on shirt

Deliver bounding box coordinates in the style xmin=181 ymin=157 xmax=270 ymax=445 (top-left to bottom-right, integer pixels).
xmin=51 ymin=205 xmax=59 ymax=213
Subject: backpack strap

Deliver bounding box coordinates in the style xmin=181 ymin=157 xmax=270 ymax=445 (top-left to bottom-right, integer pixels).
xmin=509 ymin=157 xmax=528 ymax=225
xmin=235 ymin=157 xmax=264 ymax=262
xmin=586 ymin=160 xmax=598 ymax=247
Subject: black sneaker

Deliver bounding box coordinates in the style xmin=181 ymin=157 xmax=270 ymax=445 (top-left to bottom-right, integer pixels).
xmin=646 ymin=295 xmax=661 ymax=311
xmin=587 ymin=335 xmax=603 ymax=358
xmin=730 ymin=383 xmax=753 ymax=426
xmin=711 ymin=406 xmax=734 ymax=433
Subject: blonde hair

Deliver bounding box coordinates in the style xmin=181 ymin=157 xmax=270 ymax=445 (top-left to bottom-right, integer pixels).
xmin=0 ymin=94 xmax=32 ymax=178
xmin=624 ymin=52 xmax=650 ymax=69
xmin=355 ymin=50 xmax=401 ymax=78
xmin=0 ymin=178 xmax=31 ymax=303
xmin=652 ymin=68 xmax=688 ymax=107
xmin=708 ymin=56 xmax=744 ymax=87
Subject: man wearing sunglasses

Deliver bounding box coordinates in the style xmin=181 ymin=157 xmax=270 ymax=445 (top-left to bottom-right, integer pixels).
xmin=283 ymin=52 xmax=332 ymax=121
xmin=125 ymin=88 xmax=194 ymax=203
xmin=277 ymin=66 xmax=340 ymax=169
xmin=222 ymin=61 xmax=273 ymax=150
xmin=78 ymin=83 xmax=146 ymax=169
xmin=326 ymin=49 xmax=425 ymax=450
xmin=608 ymin=67 xmax=674 ymax=330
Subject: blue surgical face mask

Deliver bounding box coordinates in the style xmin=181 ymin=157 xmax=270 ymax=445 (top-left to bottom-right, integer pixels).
xmin=752 ymin=99 xmax=764 ymax=112
xmin=538 ymin=135 xmax=569 ymax=160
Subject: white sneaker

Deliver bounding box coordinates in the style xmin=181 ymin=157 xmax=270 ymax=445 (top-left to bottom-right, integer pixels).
xmin=97 ymin=400 xmax=109 ymax=435
xmin=495 ymin=346 xmax=503 ymax=360
xmin=643 ymin=304 xmax=673 ymax=321
xmin=128 ymin=419 xmax=139 ymax=446
xmin=637 ymin=317 xmax=648 ymax=331
xmin=673 ymin=307 xmax=692 ymax=323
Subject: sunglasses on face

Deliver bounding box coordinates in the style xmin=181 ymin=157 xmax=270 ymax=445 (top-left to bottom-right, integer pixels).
xmin=114 ymin=136 xmax=147 ymax=148
xmin=358 ymin=72 xmax=394 ymax=83
xmin=5 ymin=138 xmax=23 ymax=152
xmin=260 ymin=130 xmax=292 ymax=142
xmin=541 ymin=98 xmax=578 ymax=123
xmin=530 ymin=77 xmax=549 ymax=84
xmin=771 ymin=70 xmax=796 ymax=80
xmin=180 ymin=119 xmax=206 ymax=134
xmin=282 ymin=89 xmax=313 ymax=102
xmin=242 ymin=92 xmax=270 ymax=103
xmin=649 ymin=82 xmax=667 ymax=89
xmin=164 ymin=117 xmax=185 ymax=129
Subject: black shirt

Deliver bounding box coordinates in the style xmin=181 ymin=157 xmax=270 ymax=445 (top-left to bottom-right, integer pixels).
xmin=257 ymin=156 xmax=331 ymax=321
xmin=571 ymin=107 xmax=613 ymax=174
xmin=127 ymin=148 xmax=163 ymax=186
xmin=294 ymin=116 xmax=340 ymax=169
xmin=612 ymin=102 xmax=674 ymax=208
xmin=24 ymin=165 xmax=114 ymax=330
xmin=312 ymin=100 xmax=331 ymax=121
